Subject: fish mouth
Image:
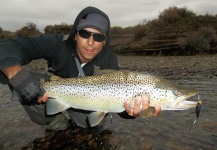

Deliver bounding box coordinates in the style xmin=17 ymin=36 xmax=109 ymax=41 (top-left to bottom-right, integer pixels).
xmin=175 ymin=89 xmax=200 ymax=110
xmin=178 ymin=99 xmax=202 ymax=110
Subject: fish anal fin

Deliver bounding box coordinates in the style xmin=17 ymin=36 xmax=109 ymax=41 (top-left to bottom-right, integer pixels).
xmin=138 ymin=106 xmax=155 ymax=118
xmin=88 ymin=112 xmax=106 ymax=127
xmin=46 ymin=97 xmax=70 ymax=115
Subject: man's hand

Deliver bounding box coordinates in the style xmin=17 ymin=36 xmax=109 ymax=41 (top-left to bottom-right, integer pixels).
xmin=37 ymin=93 xmax=48 ymax=103
xmin=124 ymin=95 xmax=161 ymax=117
xmin=2 ymin=66 xmax=49 ymax=105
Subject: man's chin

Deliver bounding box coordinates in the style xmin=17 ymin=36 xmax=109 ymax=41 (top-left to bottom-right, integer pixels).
xmin=82 ymin=56 xmax=95 ymax=63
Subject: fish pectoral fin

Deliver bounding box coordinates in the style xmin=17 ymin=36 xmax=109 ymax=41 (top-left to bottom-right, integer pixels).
xmin=46 ymin=97 xmax=70 ymax=115
xmin=138 ymin=106 xmax=155 ymax=118
xmin=88 ymin=112 xmax=106 ymax=127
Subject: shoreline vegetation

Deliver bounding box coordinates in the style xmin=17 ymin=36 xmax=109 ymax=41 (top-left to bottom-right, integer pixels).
xmin=1 ymin=6 xmax=217 ymax=56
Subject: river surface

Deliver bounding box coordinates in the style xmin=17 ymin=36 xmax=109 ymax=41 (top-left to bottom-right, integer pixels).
xmin=0 ymin=56 xmax=217 ymax=150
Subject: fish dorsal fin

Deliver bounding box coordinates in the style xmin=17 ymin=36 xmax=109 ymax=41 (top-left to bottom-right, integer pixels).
xmin=46 ymin=97 xmax=70 ymax=115
xmin=50 ymin=75 xmax=62 ymax=81
xmin=94 ymin=65 xmax=117 ymax=75
xmin=88 ymin=112 xmax=106 ymax=127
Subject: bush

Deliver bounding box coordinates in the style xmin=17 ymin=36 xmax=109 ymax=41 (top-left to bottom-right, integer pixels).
xmin=0 ymin=27 xmax=5 ymax=39
xmin=133 ymin=23 xmax=150 ymax=41
xmin=16 ymin=22 xmax=40 ymax=36
xmin=180 ymin=27 xmax=217 ymax=54
xmin=198 ymin=27 xmax=217 ymax=42
xmin=110 ymin=26 xmax=124 ymax=35
xmin=0 ymin=27 xmax=3 ymax=33
xmin=44 ymin=23 xmax=71 ymax=34
xmin=158 ymin=6 xmax=196 ymax=23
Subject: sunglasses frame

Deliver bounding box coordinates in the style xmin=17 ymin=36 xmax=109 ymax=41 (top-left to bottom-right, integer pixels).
xmin=78 ymin=29 xmax=106 ymax=42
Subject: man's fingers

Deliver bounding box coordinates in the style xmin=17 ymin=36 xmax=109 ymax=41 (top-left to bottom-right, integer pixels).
xmin=37 ymin=99 xmax=42 ymax=103
xmin=133 ymin=96 xmax=142 ymax=116
xmin=142 ymin=96 xmax=161 ymax=117
xmin=41 ymin=93 xmax=48 ymax=102
xmin=124 ymin=100 xmax=133 ymax=115
xmin=124 ymin=96 xmax=161 ymax=118
xmin=37 ymin=93 xmax=48 ymax=103
xmin=154 ymin=106 xmax=161 ymax=117
xmin=142 ymin=95 xmax=150 ymax=110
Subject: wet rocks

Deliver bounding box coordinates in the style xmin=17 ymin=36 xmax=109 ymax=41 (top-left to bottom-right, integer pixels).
xmin=117 ymin=55 xmax=217 ymax=79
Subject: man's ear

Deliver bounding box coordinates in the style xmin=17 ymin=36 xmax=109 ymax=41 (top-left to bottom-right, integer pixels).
xmin=103 ymin=37 xmax=107 ymax=44
xmin=74 ymin=33 xmax=77 ymax=41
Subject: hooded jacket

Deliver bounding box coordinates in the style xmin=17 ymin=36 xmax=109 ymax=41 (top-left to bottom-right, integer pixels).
xmin=0 ymin=6 xmax=119 ymax=84
xmin=0 ymin=7 xmax=134 ymax=123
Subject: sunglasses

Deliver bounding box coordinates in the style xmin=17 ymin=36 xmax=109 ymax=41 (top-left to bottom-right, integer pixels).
xmin=78 ymin=29 xmax=106 ymax=42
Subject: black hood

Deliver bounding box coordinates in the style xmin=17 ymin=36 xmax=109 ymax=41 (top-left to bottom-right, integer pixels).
xmin=66 ymin=6 xmax=111 ymax=48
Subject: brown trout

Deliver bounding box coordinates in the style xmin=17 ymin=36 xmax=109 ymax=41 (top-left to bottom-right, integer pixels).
xmin=44 ymin=70 xmax=200 ymax=127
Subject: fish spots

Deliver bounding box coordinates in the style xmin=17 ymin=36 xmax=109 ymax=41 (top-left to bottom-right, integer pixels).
xmin=43 ymin=70 xmax=198 ymax=112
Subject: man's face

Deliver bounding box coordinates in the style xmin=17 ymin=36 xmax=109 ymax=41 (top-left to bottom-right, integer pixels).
xmin=75 ymin=28 xmax=106 ymax=64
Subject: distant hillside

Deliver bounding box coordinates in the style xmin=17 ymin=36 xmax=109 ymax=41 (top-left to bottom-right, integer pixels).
xmin=1 ymin=6 xmax=217 ymax=56
xmin=110 ymin=7 xmax=217 ymax=56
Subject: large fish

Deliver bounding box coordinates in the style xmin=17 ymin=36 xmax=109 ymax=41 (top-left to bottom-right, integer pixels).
xmin=44 ymin=70 xmax=200 ymax=127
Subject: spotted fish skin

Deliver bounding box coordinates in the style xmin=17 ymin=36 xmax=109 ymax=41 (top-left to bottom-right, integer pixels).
xmin=44 ymin=70 xmax=199 ymax=127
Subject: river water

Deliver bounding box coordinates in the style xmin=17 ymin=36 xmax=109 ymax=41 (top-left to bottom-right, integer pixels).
xmin=0 ymin=56 xmax=217 ymax=150
xmin=102 ymin=77 xmax=217 ymax=150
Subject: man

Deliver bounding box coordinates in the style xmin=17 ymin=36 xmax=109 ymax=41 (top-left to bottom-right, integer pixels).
xmin=0 ymin=6 xmax=160 ymax=130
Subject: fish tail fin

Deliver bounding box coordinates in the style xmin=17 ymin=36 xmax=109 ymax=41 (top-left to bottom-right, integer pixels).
xmin=46 ymin=97 xmax=70 ymax=115
xmin=88 ymin=112 xmax=106 ymax=127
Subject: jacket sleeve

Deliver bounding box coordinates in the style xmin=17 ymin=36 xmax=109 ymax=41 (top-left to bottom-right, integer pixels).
xmin=0 ymin=34 xmax=63 ymax=84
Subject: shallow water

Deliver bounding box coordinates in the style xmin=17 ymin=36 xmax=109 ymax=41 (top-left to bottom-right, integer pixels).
xmin=0 ymin=56 xmax=217 ymax=150
xmin=1 ymin=77 xmax=216 ymax=150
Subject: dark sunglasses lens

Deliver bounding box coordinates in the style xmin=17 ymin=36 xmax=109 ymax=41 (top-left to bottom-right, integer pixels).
xmin=78 ymin=30 xmax=105 ymax=42
xmin=93 ymin=34 xmax=105 ymax=42
xmin=79 ymin=30 xmax=91 ymax=38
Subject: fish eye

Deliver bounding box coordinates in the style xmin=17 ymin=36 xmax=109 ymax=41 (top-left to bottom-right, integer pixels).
xmin=175 ymin=91 xmax=183 ymax=96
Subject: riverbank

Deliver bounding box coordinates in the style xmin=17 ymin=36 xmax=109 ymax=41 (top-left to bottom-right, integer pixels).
xmin=117 ymin=55 xmax=217 ymax=79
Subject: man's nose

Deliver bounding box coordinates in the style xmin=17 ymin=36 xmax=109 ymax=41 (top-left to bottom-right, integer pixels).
xmin=87 ymin=35 xmax=94 ymax=45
